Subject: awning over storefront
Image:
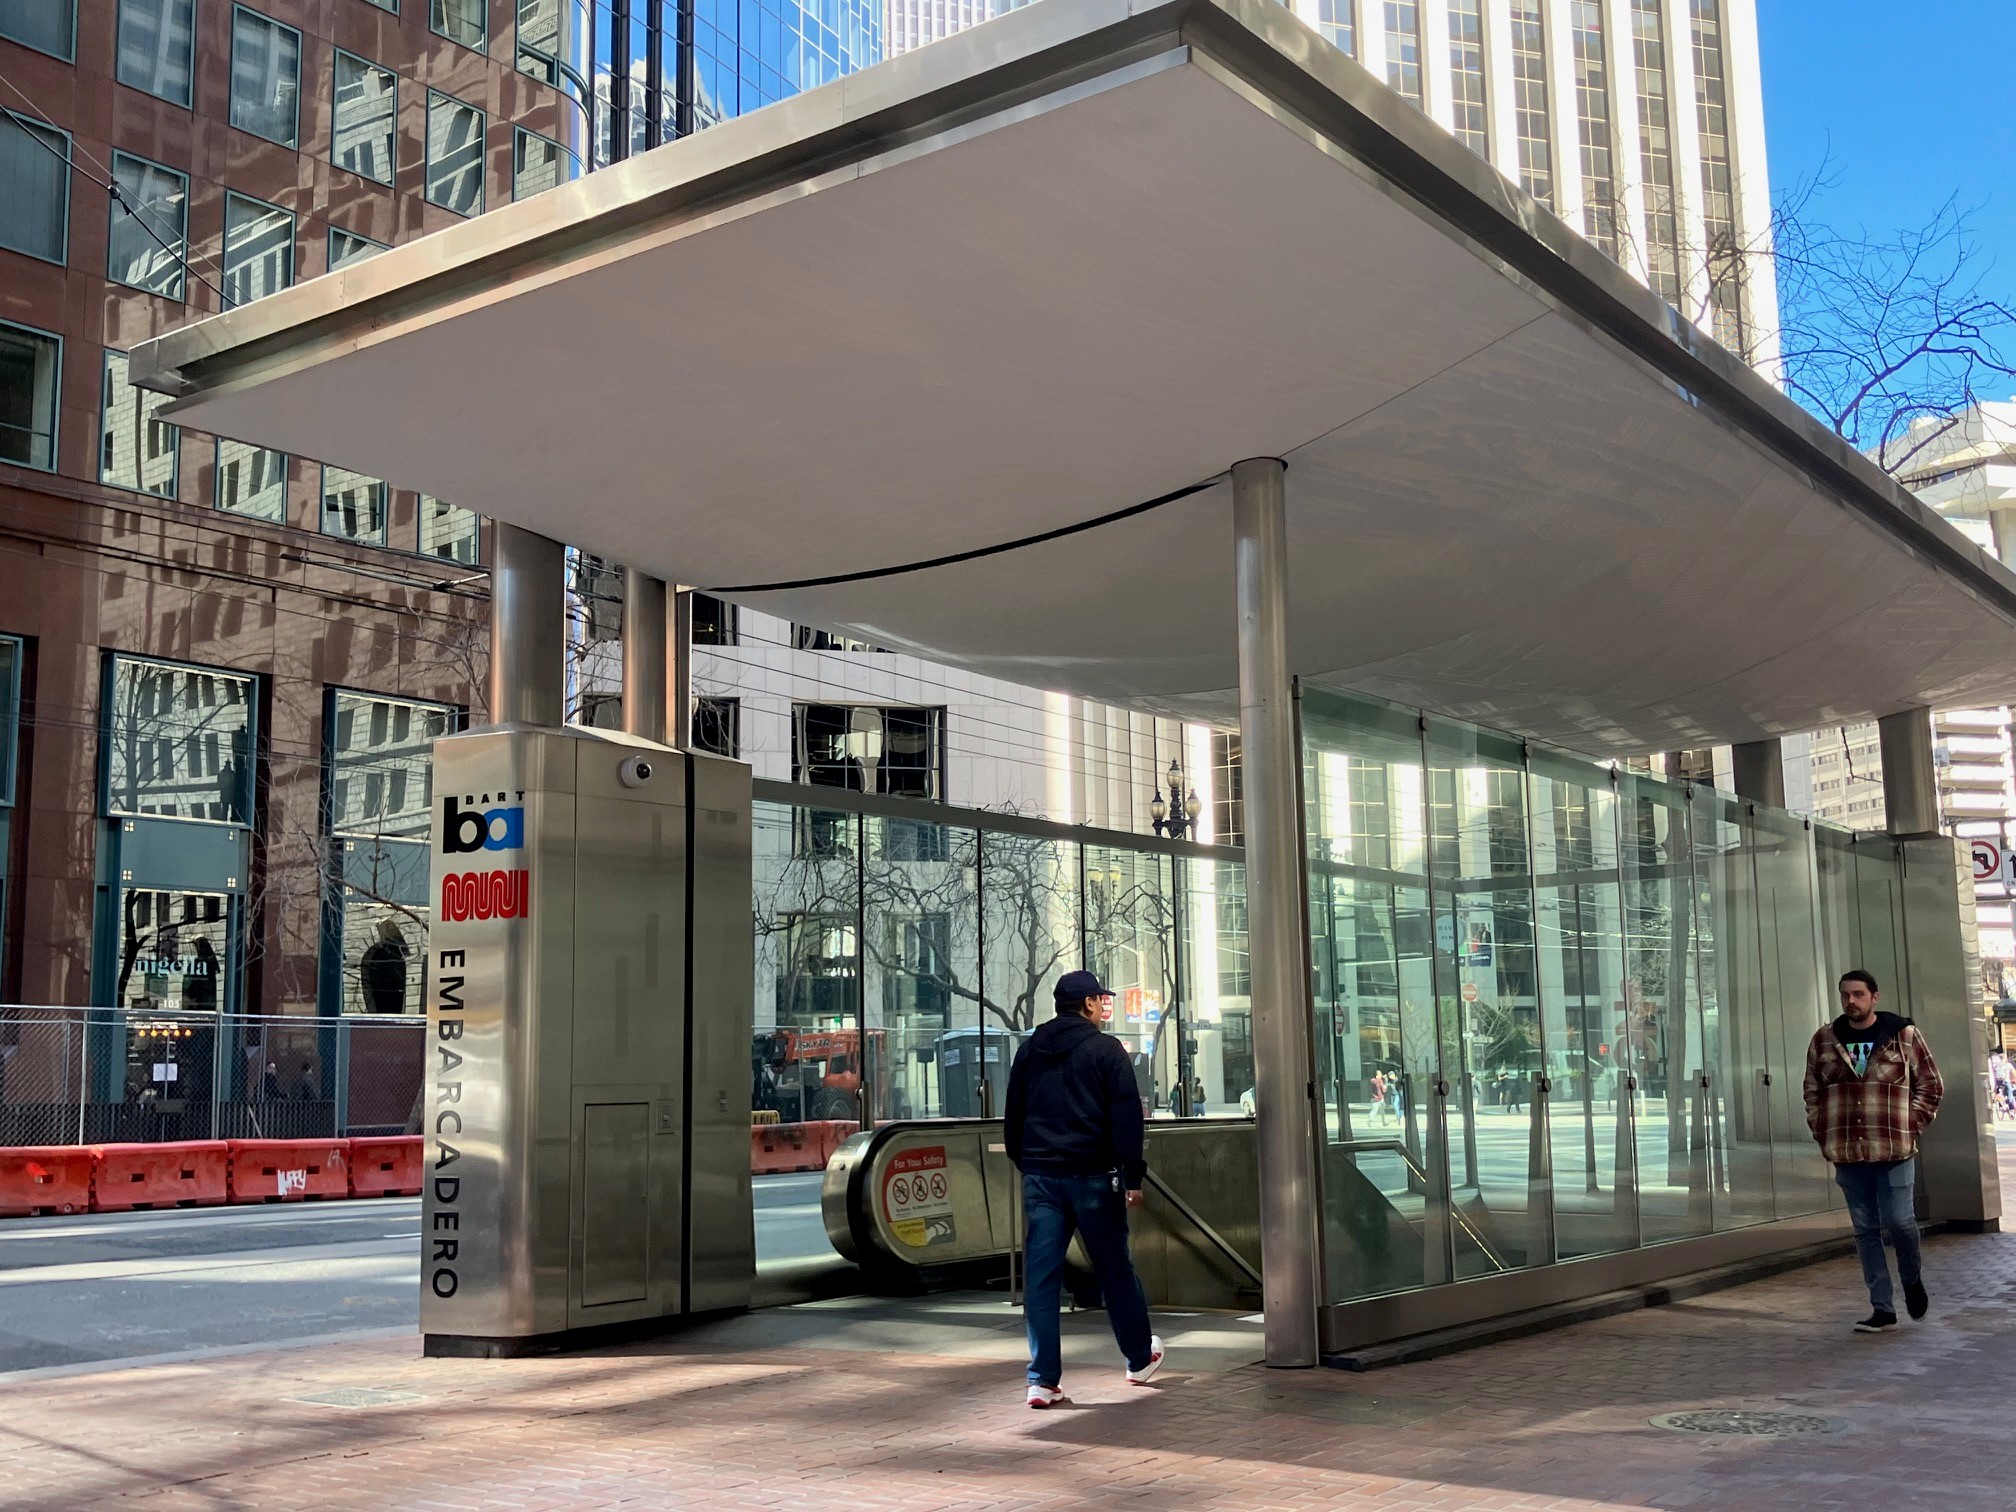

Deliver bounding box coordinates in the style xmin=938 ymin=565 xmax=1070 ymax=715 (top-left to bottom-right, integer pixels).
xmin=133 ymin=0 xmax=2016 ymax=756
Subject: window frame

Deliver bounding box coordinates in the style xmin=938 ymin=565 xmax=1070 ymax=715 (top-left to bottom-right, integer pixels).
xmin=115 ymin=0 xmax=198 ymax=109
xmin=100 ymin=347 xmax=182 ymax=499
xmin=0 ymin=109 xmax=72 ymax=267
xmin=424 ymin=89 xmax=487 ymax=217
xmin=214 ymin=436 xmax=292 ymax=522
xmin=228 ymin=5 xmax=304 ymax=151
xmin=220 ymin=188 xmax=296 ymax=309
xmin=0 ymin=317 xmax=62 ymax=474
xmin=419 ymin=494 xmax=483 ymax=564
xmin=430 ymin=0 xmax=487 ymax=54
xmin=0 ymin=0 xmax=77 ymax=61
xmin=106 ymin=149 xmax=189 ymax=302
xmin=512 ymin=124 xmax=579 ymax=202
xmin=319 ymin=464 xmax=390 ymax=546
xmin=331 ymin=48 xmax=398 ymax=186
xmin=327 ymin=226 xmax=390 ymax=273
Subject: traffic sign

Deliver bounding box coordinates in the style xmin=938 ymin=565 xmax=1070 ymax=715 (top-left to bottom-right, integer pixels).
xmin=1460 ymin=981 xmax=1479 ymax=1004
xmin=1971 ymin=837 xmax=2011 ymax=886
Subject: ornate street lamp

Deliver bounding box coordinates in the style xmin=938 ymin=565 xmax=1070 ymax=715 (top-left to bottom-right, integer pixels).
xmin=1150 ymin=757 xmax=1202 ymax=841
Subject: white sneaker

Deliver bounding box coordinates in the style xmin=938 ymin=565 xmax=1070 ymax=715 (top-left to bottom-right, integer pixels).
xmin=1027 ymin=1383 xmax=1067 ymax=1409
xmin=1125 ymin=1336 xmax=1165 ymax=1385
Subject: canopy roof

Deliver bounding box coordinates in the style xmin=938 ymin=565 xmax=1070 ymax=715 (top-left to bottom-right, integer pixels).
xmin=132 ymin=0 xmax=2016 ymax=756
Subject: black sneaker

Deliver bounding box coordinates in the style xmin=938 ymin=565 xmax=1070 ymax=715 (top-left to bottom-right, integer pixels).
xmin=1854 ymin=1310 xmax=1899 ymax=1333
xmin=1905 ymin=1282 xmax=1929 ymax=1320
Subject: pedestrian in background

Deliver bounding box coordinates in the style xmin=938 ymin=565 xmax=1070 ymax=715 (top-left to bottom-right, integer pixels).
xmin=1004 ymin=969 xmax=1165 ymax=1408
xmin=1803 ymin=969 xmax=1943 ymax=1334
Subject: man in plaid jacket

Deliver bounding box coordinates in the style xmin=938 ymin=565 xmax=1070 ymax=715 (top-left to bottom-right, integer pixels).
xmin=1804 ymin=969 xmax=1944 ymax=1334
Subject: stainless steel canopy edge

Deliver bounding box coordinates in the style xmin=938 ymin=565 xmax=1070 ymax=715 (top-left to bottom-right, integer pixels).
xmin=421 ymin=725 xmax=753 ymax=1352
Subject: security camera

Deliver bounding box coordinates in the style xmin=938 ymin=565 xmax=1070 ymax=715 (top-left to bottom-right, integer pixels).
xmin=617 ymin=754 xmax=655 ymax=789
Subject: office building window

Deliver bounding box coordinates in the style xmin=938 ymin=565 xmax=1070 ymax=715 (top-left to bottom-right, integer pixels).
xmin=421 ymin=496 xmax=481 ymax=563
xmin=1315 ymin=0 xmax=1354 ymax=57
xmin=426 ymin=91 xmax=485 ymax=215
xmin=1631 ymin=0 xmax=1683 ymax=305
xmin=694 ymin=697 xmax=740 ymax=759
xmin=0 ymin=321 xmax=60 ymax=472
xmin=222 ymin=192 xmax=293 ymax=308
xmin=328 ymin=689 xmax=457 ymax=1016
xmin=104 ymin=658 xmax=256 ymax=822
xmin=328 ymin=228 xmax=387 ymax=272
xmin=431 ymin=0 xmax=485 ymax=52
xmin=1447 ymin=0 xmax=1486 ymax=156
xmin=230 ymin=8 xmax=301 ymax=149
xmin=513 ymin=126 xmax=580 ymax=201
xmin=793 ymin=705 xmax=945 ymax=799
xmin=1570 ymin=1 xmax=1616 ymax=256
xmin=0 ymin=0 xmax=73 ymax=59
xmin=0 ymin=111 xmax=70 ymax=265
xmin=107 ymin=152 xmax=187 ymax=299
xmin=1383 ymin=2 xmax=1421 ymax=107
xmin=332 ymin=51 xmax=397 ymax=184
xmin=101 ymin=350 xmax=180 ymax=498
xmin=794 ymin=625 xmax=886 ymax=652
xmin=1508 ymin=0 xmax=1552 ymax=209
xmin=1691 ymin=0 xmax=1743 ymax=351
xmin=322 ymin=466 xmax=388 ymax=545
xmin=360 ymin=0 xmax=396 ymax=9
xmin=692 ymin=593 xmax=738 ymax=646
xmin=215 ymin=438 xmax=289 ymax=521
xmin=117 ymin=0 xmax=196 ymax=107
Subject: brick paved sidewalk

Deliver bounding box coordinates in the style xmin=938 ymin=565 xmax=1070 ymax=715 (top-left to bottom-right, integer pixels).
xmin=6 ymin=1206 xmax=2016 ymax=1509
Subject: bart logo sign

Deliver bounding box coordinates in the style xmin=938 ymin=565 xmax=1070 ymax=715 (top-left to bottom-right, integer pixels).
xmin=442 ymin=793 xmax=526 ymax=853
xmin=439 ymin=791 xmax=530 ymax=920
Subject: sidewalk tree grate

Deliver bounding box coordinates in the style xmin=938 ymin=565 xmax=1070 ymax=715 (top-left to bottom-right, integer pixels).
xmin=1649 ymin=1410 xmax=1844 ymax=1437
xmin=285 ymin=1388 xmax=426 ymax=1409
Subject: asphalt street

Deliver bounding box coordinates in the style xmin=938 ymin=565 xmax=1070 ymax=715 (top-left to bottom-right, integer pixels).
xmin=0 ymin=1171 xmax=836 ymax=1378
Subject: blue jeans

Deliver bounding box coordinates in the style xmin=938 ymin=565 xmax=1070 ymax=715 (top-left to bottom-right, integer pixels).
xmin=1022 ymin=1170 xmax=1153 ymax=1386
xmin=1835 ymin=1158 xmax=1921 ymax=1313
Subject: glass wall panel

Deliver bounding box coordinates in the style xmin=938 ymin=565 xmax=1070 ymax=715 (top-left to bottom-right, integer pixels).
xmin=1750 ymin=805 xmax=1833 ymax=1216
xmin=862 ymin=816 xmax=976 ymax=1120
xmin=752 ymin=801 xmax=864 ymax=1122
xmin=1690 ymin=789 xmax=1777 ymax=1228
xmin=1529 ymin=753 xmax=1632 ymax=1258
xmin=1189 ymin=856 xmax=1250 ymax=1113
xmin=1085 ymin=844 xmax=1175 ymax=1113
xmin=1426 ymin=719 xmax=1542 ymax=1278
xmin=979 ymin=829 xmax=1078 ymax=1071
xmin=1619 ymin=772 xmax=1711 ymax=1242
xmin=104 ymin=658 xmax=254 ymax=822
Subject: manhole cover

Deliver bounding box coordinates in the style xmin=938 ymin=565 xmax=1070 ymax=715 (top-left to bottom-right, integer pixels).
xmin=1650 ymin=1410 xmax=1844 ymax=1438
xmin=285 ymin=1388 xmax=426 ymax=1409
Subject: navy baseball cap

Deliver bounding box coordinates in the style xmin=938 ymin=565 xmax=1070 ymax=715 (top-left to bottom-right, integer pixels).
xmin=1054 ymin=969 xmax=1112 ymax=1003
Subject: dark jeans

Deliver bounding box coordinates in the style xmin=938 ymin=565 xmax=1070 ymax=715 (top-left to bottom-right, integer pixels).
xmin=1022 ymin=1169 xmax=1153 ymax=1386
xmin=1835 ymin=1158 xmax=1921 ymax=1313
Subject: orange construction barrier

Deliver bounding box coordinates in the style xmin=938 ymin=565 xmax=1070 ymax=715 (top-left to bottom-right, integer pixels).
xmin=89 ymin=1141 xmax=229 ymax=1212
xmin=0 ymin=1146 xmax=93 ymax=1217
xmin=750 ymin=1121 xmax=824 ymax=1175
xmin=347 ymin=1135 xmax=423 ymax=1198
xmin=817 ymin=1120 xmax=862 ymax=1165
xmin=226 ymin=1138 xmax=351 ymax=1203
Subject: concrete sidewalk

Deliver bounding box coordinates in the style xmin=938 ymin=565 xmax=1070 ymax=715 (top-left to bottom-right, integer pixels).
xmin=5 ymin=1203 xmax=2014 ymax=1509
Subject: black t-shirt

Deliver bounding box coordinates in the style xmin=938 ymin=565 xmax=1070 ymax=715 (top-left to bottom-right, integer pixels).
xmin=1837 ymin=1019 xmax=1882 ymax=1077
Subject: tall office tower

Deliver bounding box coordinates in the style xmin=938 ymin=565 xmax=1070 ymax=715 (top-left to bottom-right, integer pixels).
xmin=1795 ymin=403 xmax=2016 ymax=1004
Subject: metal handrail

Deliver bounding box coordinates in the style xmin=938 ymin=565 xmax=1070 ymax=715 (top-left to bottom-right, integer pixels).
xmin=1142 ymin=1169 xmax=1264 ymax=1289
xmin=1331 ymin=1137 xmax=1511 ymax=1273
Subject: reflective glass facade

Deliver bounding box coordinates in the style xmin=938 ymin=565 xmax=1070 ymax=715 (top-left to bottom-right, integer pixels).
xmin=1304 ymin=689 xmax=1895 ymax=1305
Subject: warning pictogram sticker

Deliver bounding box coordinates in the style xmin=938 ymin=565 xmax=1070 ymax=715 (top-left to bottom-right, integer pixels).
xmin=882 ymin=1145 xmax=956 ymax=1248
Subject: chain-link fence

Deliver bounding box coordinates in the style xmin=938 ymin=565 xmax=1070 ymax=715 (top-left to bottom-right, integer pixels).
xmin=0 ymin=1007 xmax=424 ymax=1147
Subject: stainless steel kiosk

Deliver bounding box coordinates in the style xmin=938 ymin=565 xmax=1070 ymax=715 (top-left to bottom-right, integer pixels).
xmin=421 ymin=724 xmax=753 ymax=1355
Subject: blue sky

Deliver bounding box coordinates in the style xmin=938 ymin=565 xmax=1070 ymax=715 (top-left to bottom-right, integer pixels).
xmin=1759 ymin=0 xmax=2016 ymax=310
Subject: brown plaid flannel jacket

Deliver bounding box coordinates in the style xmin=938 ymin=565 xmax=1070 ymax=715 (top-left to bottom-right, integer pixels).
xmin=1803 ymin=1013 xmax=1943 ymax=1166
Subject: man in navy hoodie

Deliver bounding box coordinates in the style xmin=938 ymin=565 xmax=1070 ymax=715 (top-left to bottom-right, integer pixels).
xmin=1004 ymin=969 xmax=1165 ymax=1407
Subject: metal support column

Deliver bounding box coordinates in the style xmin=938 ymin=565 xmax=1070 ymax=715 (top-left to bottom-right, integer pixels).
xmin=489 ymin=524 xmax=566 ymax=727
xmin=671 ymin=589 xmax=694 ymax=749
xmin=1879 ymin=707 xmax=1939 ymax=836
xmin=1231 ymin=456 xmax=1322 ymax=1369
xmin=1729 ymin=738 xmax=1785 ymax=809
xmin=622 ymin=568 xmax=668 ymax=741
